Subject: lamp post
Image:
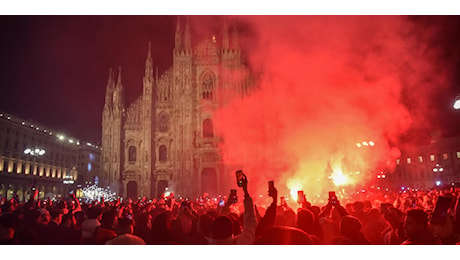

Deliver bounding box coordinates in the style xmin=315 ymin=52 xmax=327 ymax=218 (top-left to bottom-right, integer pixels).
xmin=433 ymin=163 xmax=444 ymax=188
xmin=24 ymin=147 xmax=46 ymax=198
xmin=24 ymin=148 xmax=46 ymax=156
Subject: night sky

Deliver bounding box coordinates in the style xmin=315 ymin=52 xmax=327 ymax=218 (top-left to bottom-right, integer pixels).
xmin=0 ymin=16 xmax=178 ymax=144
xmin=1 ymin=15 xmax=460 ymax=146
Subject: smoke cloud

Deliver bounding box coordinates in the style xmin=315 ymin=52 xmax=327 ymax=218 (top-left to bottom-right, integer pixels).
xmin=214 ymin=16 xmax=453 ymax=203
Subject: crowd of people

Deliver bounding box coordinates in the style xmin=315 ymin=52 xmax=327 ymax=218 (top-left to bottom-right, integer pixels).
xmin=1 ymin=172 xmax=460 ymax=245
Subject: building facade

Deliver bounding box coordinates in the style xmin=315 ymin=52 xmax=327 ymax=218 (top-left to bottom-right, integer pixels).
xmin=101 ymin=18 xmax=254 ymax=199
xmin=386 ymin=136 xmax=460 ymax=190
xmin=0 ymin=111 xmax=101 ymax=201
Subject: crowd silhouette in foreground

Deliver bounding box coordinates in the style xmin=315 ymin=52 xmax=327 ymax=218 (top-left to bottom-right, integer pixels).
xmin=1 ymin=172 xmax=460 ymax=245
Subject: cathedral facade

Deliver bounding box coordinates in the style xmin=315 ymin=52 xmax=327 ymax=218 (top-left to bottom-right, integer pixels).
xmin=101 ymin=18 xmax=254 ymax=199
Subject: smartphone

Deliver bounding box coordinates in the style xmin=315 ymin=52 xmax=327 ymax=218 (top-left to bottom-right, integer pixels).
xmin=297 ymin=190 xmax=304 ymax=203
xmin=218 ymin=198 xmax=225 ymax=207
xmin=329 ymin=191 xmax=337 ymax=204
xmin=268 ymin=180 xmax=274 ymax=190
xmin=280 ymin=196 xmax=286 ymax=206
xmin=230 ymin=189 xmax=238 ymax=203
xmin=236 ymin=170 xmax=244 ymax=187
xmin=430 ymin=196 xmax=452 ymax=225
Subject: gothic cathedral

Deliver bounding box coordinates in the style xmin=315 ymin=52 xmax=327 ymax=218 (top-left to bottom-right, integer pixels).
xmin=101 ymin=17 xmax=254 ymax=199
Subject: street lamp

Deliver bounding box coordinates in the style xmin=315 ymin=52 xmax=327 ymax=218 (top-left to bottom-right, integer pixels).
xmin=24 ymin=148 xmax=46 ymax=156
xmin=454 ymin=95 xmax=460 ymax=110
xmin=432 ymin=163 xmax=444 ymax=173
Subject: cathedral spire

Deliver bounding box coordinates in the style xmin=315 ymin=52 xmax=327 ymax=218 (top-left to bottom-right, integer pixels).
xmin=114 ymin=66 xmax=124 ymax=110
xmin=117 ymin=66 xmax=122 ymax=86
xmin=184 ymin=16 xmax=192 ymax=51
xmin=107 ymin=67 xmax=114 ymax=86
xmin=156 ymin=66 xmax=159 ymax=82
xmin=222 ymin=18 xmax=229 ymax=50
xmin=104 ymin=67 xmax=114 ymax=107
xmin=231 ymin=23 xmax=239 ymax=50
xmin=175 ymin=16 xmax=182 ymax=52
xmin=147 ymin=41 xmax=152 ymax=58
xmin=145 ymin=41 xmax=153 ymax=79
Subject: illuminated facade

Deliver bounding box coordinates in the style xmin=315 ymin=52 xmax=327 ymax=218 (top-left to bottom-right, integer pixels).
xmin=101 ymin=18 xmax=254 ymax=199
xmin=0 ymin=112 xmax=101 ymax=201
xmin=388 ymin=135 xmax=460 ymax=190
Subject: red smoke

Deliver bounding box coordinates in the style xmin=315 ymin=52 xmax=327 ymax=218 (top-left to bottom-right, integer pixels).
xmin=214 ymin=16 xmax=452 ymax=204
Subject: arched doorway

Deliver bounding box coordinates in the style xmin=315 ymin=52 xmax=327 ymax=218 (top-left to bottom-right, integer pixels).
xmin=0 ymin=184 xmax=5 ymax=199
xmin=126 ymin=181 xmax=138 ymax=200
xmin=201 ymin=168 xmax=217 ymax=196
xmin=157 ymin=180 xmax=168 ymax=198
xmin=16 ymin=190 xmax=24 ymax=202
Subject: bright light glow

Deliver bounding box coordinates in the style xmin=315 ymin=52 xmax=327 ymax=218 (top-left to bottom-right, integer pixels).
xmin=81 ymin=184 xmax=117 ymax=202
xmin=436 ymin=181 xmax=441 ymax=186
xmin=87 ymin=142 xmax=92 ymax=146
xmin=69 ymin=139 xmax=74 ymax=143
xmin=58 ymin=135 xmax=65 ymax=140
xmin=454 ymin=98 xmax=460 ymax=109
xmin=24 ymin=148 xmax=31 ymax=154
xmin=331 ymin=166 xmax=349 ymax=186
xmin=22 ymin=122 xmax=25 ymax=125
xmin=356 ymin=143 xmax=362 ymax=148
xmin=377 ymin=175 xmax=381 ymax=178
xmin=38 ymin=150 xmax=45 ymax=156
xmin=369 ymin=141 xmax=375 ymax=146
xmin=381 ymin=174 xmax=386 ymax=178
xmin=286 ymin=180 xmax=303 ymax=202
xmin=433 ymin=168 xmax=438 ymax=172
xmin=439 ymin=168 xmax=444 ymax=172
xmin=362 ymin=142 xmax=369 ymax=146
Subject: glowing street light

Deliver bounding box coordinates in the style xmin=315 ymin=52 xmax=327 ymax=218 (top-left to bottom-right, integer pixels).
xmin=433 ymin=163 xmax=444 ymax=173
xmin=24 ymin=147 xmax=46 ymax=156
xmin=454 ymin=95 xmax=460 ymax=110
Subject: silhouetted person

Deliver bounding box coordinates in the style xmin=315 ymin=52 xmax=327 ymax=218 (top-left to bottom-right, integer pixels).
xmin=43 ymin=208 xmax=64 ymax=244
xmin=133 ymin=212 xmax=152 ymax=244
xmin=150 ymin=212 xmax=175 ymax=244
xmin=362 ymin=208 xmax=389 ymax=244
xmin=94 ymin=210 xmax=117 ymax=244
xmin=255 ymin=226 xmax=313 ymax=245
xmin=351 ymin=201 xmax=369 ymax=226
xmin=56 ymin=213 xmax=80 ymax=244
xmin=106 ymin=217 xmax=145 ymax=245
xmin=401 ymin=208 xmax=441 ymax=245
xmin=81 ymin=206 xmax=102 ymax=244
xmin=0 ymin=213 xmax=17 ymax=244
xmin=430 ymin=214 xmax=460 ymax=244
xmin=207 ymin=172 xmax=256 ymax=244
xmin=381 ymin=207 xmax=405 ymax=245
xmin=334 ymin=215 xmax=370 ymax=245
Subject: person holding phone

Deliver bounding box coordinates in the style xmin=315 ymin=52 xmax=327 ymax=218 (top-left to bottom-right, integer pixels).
xmin=255 ymin=180 xmax=278 ymax=238
xmin=207 ymin=170 xmax=256 ymax=245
